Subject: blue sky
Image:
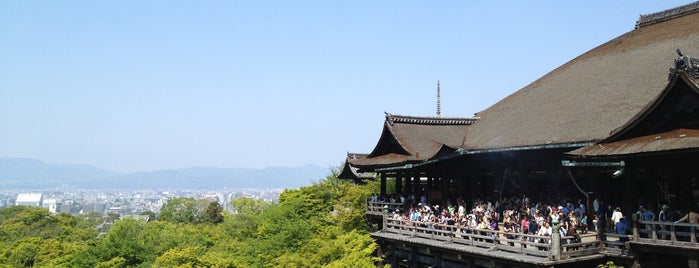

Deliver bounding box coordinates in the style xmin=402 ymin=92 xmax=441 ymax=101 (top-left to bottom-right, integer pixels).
xmin=0 ymin=1 xmax=692 ymax=172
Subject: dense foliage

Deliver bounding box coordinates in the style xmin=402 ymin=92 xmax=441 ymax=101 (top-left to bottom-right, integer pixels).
xmin=0 ymin=175 xmax=380 ymax=267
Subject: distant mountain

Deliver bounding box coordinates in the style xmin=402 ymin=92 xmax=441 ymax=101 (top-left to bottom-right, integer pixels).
xmin=0 ymin=157 xmax=329 ymax=190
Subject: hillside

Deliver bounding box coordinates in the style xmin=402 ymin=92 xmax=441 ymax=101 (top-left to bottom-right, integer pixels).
xmin=0 ymin=157 xmax=329 ymax=190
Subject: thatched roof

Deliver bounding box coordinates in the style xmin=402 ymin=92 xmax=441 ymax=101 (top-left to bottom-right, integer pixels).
xmin=350 ymin=113 xmax=476 ymax=168
xmin=463 ymin=8 xmax=699 ymax=151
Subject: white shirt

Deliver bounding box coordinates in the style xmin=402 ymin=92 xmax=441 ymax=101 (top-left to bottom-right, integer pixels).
xmin=538 ymin=226 xmax=552 ymax=236
xmin=611 ymin=210 xmax=623 ymax=224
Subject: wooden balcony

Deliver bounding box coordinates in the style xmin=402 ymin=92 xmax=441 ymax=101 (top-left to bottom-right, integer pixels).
xmin=365 ymin=200 xmax=407 ymax=217
xmin=368 ymin=206 xmax=699 ymax=267
xmin=376 ymin=218 xmax=608 ymax=266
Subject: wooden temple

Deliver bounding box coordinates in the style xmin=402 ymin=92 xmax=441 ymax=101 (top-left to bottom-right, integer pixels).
xmin=343 ymin=2 xmax=699 ymax=267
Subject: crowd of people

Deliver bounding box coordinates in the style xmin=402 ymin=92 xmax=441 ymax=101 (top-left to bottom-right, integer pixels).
xmin=371 ymin=192 xmax=695 ymax=243
xmin=375 ymin=193 xmax=591 ymax=244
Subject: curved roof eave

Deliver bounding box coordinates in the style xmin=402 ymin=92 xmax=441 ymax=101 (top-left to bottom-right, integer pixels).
xmin=366 ymin=120 xmax=411 ymax=158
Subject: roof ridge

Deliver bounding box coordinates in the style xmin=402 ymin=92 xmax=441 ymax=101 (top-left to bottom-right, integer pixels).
xmin=636 ymin=1 xmax=699 ymax=29
xmin=385 ymin=112 xmax=477 ymax=125
xmin=346 ymin=152 xmax=368 ymax=159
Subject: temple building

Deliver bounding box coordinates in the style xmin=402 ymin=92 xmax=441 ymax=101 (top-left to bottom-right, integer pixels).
xmin=344 ymin=2 xmax=699 ymax=267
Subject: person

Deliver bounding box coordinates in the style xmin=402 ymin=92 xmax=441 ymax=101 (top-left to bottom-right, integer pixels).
xmin=591 ymin=214 xmax=598 ymax=232
xmin=538 ymin=221 xmax=553 ymax=244
xmin=596 ymin=213 xmax=607 ymax=241
xmin=503 ymin=221 xmax=516 ymax=246
xmin=521 ymin=215 xmax=529 ymax=234
xmin=580 ymin=214 xmax=588 ymax=234
xmin=658 ymin=204 xmax=670 ymax=239
xmin=658 ymin=205 xmax=670 ymax=222
xmin=675 ymin=207 xmax=699 ymax=224
xmin=637 ymin=205 xmax=655 ymax=221
xmin=550 ymin=210 xmax=560 ymax=225
xmin=528 ymin=216 xmax=539 ymax=242
xmin=568 ymin=211 xmax=578 ymax=233
xmin=558 ymin=223 xmax=568 ymax=246
xmin=611 ymin=207 xmax=623 ymax=230
xmin=616 ymin=216 xmax=629 ymax=242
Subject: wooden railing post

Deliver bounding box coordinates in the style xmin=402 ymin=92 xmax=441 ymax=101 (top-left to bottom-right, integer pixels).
xmin=692 ymin=226 xmax=697 ymax=243
xmin=550 ymin=226 xmax=561 ymax=261
xmin=382 ymin=214 xmax=387 ymax=231
xmin=671 ymin=224 xmax=678 ymax=243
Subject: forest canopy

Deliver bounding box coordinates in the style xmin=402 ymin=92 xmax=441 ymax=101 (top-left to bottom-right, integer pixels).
xmin=0 ymin=174 xmax=381 ymax=267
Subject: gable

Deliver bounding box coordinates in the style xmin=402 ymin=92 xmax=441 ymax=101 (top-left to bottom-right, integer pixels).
xmin=367 ymin=123 xmax=410 ymax=158
xmin=607 ymin=73 xmax=699 ymax=142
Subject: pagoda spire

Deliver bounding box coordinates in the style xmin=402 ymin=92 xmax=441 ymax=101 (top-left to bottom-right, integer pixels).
xmin=436 ymin=80 xmax=441 ymax=117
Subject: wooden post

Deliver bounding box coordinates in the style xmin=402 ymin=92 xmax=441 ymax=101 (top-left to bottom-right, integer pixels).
xmin=395 ymin=173 xmax=403 ymax=195
xmin=689 ymin=253 xmax=699 ymax=268
xmin=409 ymin=175 xmax=415 ymax=196
xmin=652 ymin=222 xmax=658 ymax=240
xmin=380 ymin=173 xmax=387 ymax=196
xmin=672 ymin=224 xmax=678 ymax=242
xmin=401 ymin=172 xmax=415 ymax=194
xmin=632 ymin=214 xmax=639 ymax=242
xmin=550 ymin=225 xmax=561 ymax=261
xmin=390 ymin=245 xmax=398 ymax=268
xmin=383 ymin=208 xmax=388 ymax=230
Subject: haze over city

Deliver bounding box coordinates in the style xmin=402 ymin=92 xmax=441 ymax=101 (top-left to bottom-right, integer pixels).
xmin=0 ymin=1 xmax=691 ymax=172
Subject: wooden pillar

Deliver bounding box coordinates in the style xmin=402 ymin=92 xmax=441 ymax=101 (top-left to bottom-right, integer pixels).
xmin=493 ymin=168 xmax=504 ymax=202
xmin=550 ymin=225 xmax=561 ymax=261
xmin=404 ymin=173 xmax=412 ymax=195
xmin=689 ymin=253 xmax=699 ymax=268
xmin=380 ymin=173 xmax=387 ymax=196
xmin=641 ymin=167 xmax=657 ymax=211
xmin=519 ymin=167 xmax=529 ymax=201
xmin=433 ymin=252 xmax=442 ymax=268
xmin=426 ymin=177 xmax=432 ymax=197
xmin=410 ymin=246 xmax=417 ymax=268
xmin=469 ymin=172 xmax=478 ymax=202
xmin=624 ymin=168 xmax=637 ymax=218
xmin=465 ymin=257 xmax=475 ymax=268
xmin=412 ymin=171 xmax=420 ymax=196
xmin=395 ymin=173 xmax=403 ymax=195
xmin=461 ymin=171 xmax=469 ymax=201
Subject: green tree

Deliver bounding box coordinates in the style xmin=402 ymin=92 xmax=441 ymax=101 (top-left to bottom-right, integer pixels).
xmin=0 ymin=206 xmax=102 ymax=267
xmin=139 ymin=210 xmax=156 ymax=219
xmin=95 ymin=256 xmax=126 ymax=268
xmin=96 ymin=217 xmax=149 ymax=266
xmin=0 ymin=168 xmax=383 ymax=268
xmin=230 ymin=197 xmax=270 ymax=214
xmin=5 ymin=236 xmax=41 ymax=267
xmin=158 ymin=197 xmax=208 ymax=224
xmin=597 ymin=261 xmax=623 ymax=268
xmin=106 ymin=212 xmax=121 ymax=223
xmin=203 ymin=201 xmax=224 ymax=224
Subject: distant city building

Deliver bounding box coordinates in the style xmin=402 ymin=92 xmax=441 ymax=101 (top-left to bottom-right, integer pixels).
xmin=42 ymin=198 xmax=62 ymax=213
xmin=106 ymin=206 xmax=127 ymax=217
xmin=15 ymin=193 xmax=43 ymax=207
xmin=82 ymin=203 xmax=106 ymax=215
xmin=61 ymin=200 xmax=73 ymax=215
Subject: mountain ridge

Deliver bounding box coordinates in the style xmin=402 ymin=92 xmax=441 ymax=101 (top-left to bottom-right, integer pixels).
xmin=0 ymin=157 xmax=329 ymax=190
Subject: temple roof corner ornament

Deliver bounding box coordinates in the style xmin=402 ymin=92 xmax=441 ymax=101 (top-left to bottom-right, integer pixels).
xmin=669 ymin=49 xmax=699 ymax=81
